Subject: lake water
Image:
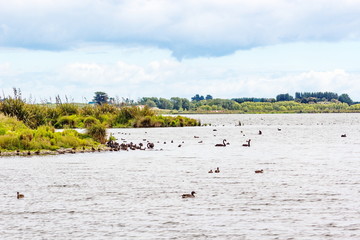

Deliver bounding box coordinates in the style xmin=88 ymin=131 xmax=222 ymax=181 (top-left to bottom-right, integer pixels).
xmin=1 ymin=113 xmax=360 ymax=239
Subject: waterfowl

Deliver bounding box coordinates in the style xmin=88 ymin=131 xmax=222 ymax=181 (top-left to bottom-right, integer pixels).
xmin=258 ymin=130 xmax=262 ymax=135
xmin=341 ymin=134 xmax=347 ymax=137
xmin=17 ymin=192 xmax=24 ymax=199
xmin=255 ymin=169 xmax=264 ymax=173
xmin=214 ymin=167 xmax=220 ymax=173
xmin=215 ymin=139 xmax=227 ymax=147
xmin=208 ymin=169 xmax=213 ymax=173
xmin=242 ymin=139 xmax=251 ymax=147
xmin=182 ymin=191 xmax=196 ymax=198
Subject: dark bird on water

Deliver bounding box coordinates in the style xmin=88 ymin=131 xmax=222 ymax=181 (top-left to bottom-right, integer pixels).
xmin=242 ymin=139 xmax=251 ymax=147
xmin=17 ymin=192 xmax=24 ymax=199
xmin=182 ymin=191 xmax=196 ymax=198
xmin=215 ymin=139 xmax=227 ymax=147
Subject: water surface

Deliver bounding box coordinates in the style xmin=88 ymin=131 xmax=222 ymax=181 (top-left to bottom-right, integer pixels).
xmin=1 ymin=113 xmax=360 ymax=239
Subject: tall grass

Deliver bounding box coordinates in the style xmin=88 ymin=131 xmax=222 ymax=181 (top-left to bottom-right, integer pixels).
xmin=86 ymin=124 xmax=107 ymax=144
xmin=0 ymin=114 xmax=100 ymax=151
xmin=0 ymin=95 xmax=200 ymax=130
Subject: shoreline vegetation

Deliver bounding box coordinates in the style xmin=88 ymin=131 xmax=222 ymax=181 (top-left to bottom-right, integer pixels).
xmin=137 ymin=92 xmax=359 ymax=114
xmin=1 ymin=89 xmax=359 ymax=154
xmin=0 ymin=93 xmax=200 ymax=154
xmin=162 ymin=101 xmax=360 ymax=114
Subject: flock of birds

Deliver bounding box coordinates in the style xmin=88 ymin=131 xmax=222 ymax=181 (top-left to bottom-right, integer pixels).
xmin=181 ymin=129 xmax=348 ymax=199
xmin=15 ymin=125 xmax=348 ymax=200
xmin=182 ymin=128 xmax=265 ymax=199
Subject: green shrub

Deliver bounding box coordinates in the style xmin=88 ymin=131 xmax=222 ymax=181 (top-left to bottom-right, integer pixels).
xmin=0 ymin=128 xmax=6 ymax=135
xmin=83 ymin=116 xmax=100 ymax=127
xmin=0 ymin=135 xmax=21 ymax=150
xmin=55 ymin=103 xmax=79 ymax=116
xmin=55 ymin=115 xmax=77 ymax=128
xmin=86 ymin=124 xmax=107 ymax=144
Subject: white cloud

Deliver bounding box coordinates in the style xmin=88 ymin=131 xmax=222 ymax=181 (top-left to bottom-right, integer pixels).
xmin=43 ymin=56 xmax=360 ymax=101
xmin=0 ymin=62 xmax=12 ymax=73
xmin=1 ymin=0 xmax=360 ymax=58
xmin=1 ymin=58 xmax=360 ymax=102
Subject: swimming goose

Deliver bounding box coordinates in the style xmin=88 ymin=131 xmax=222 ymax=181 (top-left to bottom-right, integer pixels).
xmin=17 ymin=192 xmax=24 ymax=199
xmin=214 ymin=167 xmax=220 ymax=173
xmin=182 ymin=191 xmax=196 ymax=198
xmin=255 ymin=169 xmax=264 ymax=173
xmin=215 ymin=139 xmax=227 ymax=147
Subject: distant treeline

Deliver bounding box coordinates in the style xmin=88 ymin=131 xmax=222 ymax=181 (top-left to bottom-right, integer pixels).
xmin=2 ymin=90 xmax=358 ymax=116
xmin=232 ymin=97 xmax=275 ymax=103
xmin=138 ymin=97 xmax=191 ymax=110
xmin=134 ymin=92 xmax=356 ymax=111
xmin=272 ymin=91 xmax=354 ymax=104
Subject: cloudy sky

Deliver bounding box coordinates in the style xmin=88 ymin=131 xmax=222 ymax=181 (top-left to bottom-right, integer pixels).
xmin=1 ymin=0 xmax=360 ymax=102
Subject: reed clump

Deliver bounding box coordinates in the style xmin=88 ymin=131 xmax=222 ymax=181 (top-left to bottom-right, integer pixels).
xmin=0 ymin=114 xmax=100 ymax=151
xmin=0 ymin=95 xmax=200 ymax=130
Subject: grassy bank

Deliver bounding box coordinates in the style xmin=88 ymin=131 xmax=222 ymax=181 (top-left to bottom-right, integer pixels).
xmin=0 ymin=114 xmax=102 ymax=152
xmin=0 ymin=97 xmax=201 ymax=129
xmin=0 ymin=97 xmax=200 ymax=152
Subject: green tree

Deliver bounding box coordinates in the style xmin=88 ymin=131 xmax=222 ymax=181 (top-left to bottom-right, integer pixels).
xmin=93 ymin=92 xmax=109 ymax=105
xmin=182 ymin=98 xmax=190 ymax=110
xmin=145 ymin=99 xmax=157 ymax=108
xmin=170 ymin=97 xmax=183 ymax=110
xmin=276 ymin=93 xmax=294 ymax=101
xmin=338 ymin=93 xmax=353 ymax=105
xmin=191 ymin=94 xmax=204 ymax=101
xmin=159 ymin=98 xmax=173 ymax=109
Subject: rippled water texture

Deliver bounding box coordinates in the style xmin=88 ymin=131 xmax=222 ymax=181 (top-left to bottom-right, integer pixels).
xmin=1 ymin=113 xmax=360 ymax=239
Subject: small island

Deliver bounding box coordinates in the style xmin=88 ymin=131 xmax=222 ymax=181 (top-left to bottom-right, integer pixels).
xmin=0 ymin=90 xmax=200 ymax=155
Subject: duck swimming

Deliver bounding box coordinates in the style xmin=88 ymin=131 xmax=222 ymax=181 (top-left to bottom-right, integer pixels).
xmin=214 ymin=167 xmax=220 ymax=173
xmin=182 ymin=191 xmax=196 ymax=198
xmin=17 ymin=192 xmax=24 ymax=199
xmin=242 ymin=139 xmax=251 ymax=147
xmin=215 ymin=139 xmax=227 ymax=147
xmin=255 ymin=169 xmax=264 ymax=173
